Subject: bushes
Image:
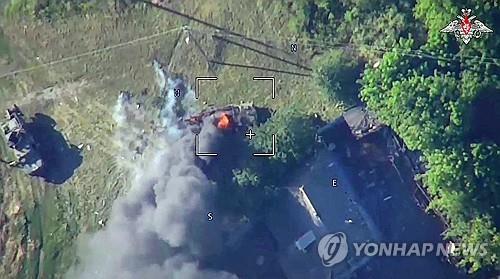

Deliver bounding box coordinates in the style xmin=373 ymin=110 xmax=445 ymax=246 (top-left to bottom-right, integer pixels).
xmin=4 ymin=0 xmax=38 ymax=17
xmin=250 ymin=106 xmax=317 ymax=168
xmin=289 ymin=0 xmax=415 ymax=49
xmin=4 ymin=0 xmax=118 ymax=19
xmin=230 ymin=107 xmax=318 ymax=215
xmin=313 ymin=49 xmax=361 ymax=106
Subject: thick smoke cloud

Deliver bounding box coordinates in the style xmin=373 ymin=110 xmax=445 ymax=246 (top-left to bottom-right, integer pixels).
xmin=66 ymin=62 xmax=237 ymax=279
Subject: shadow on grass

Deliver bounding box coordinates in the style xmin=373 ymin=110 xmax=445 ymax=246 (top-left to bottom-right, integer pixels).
xmin=26 ymin=113 xmax=82 ymax=184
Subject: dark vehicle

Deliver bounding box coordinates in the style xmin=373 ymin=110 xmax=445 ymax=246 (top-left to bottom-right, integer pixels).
xmin=1 ymin=105 xmax=43 ymax=174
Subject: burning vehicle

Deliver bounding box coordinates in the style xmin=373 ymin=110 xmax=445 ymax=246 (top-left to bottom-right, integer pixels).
xmin=184 ymin=102 xmax=270 ymax=133
xmin=1 ymin=105 xmax=43 ymax=174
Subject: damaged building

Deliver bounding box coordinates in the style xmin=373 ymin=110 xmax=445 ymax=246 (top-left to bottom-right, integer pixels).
xmin=262 ymin=106 xmax=461 ymax=279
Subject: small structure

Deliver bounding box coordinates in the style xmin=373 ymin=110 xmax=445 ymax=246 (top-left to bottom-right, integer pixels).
xmin=343 ymin=106 xmax=383 ymax=139
xmin=295 ymin=230 xmax=316 ymax=253
xmin=1 ymin=105 xmax=43 ymax=174
xmin=317 ymin=106 xmax=383 ymax=145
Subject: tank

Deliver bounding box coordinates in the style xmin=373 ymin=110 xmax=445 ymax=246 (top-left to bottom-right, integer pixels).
xmin=1 ymin=105 xmax=43 ymax=174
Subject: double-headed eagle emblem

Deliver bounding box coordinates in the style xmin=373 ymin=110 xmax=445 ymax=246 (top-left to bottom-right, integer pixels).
xmin=441 ymin=9 xmax=493 ymax=44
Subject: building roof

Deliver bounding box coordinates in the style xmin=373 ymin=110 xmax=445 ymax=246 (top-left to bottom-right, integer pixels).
xmin=342 ymin=107 xmax=383 ymax=138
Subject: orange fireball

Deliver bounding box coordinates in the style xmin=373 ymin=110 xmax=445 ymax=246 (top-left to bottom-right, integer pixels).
xmin=217 ymin=113 xmax=231 ymax=129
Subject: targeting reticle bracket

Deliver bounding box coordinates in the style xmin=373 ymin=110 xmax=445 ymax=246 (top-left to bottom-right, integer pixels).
xmin=193 ymin=76 xmax=278 ymax=157
xmin=195 ymin=76 xmax=218 ymax=99
xmin=194 ymin=77 xmax=219 ymax=157
xmin=253 ymin=134 xmax=276 ymax=157
xmin=251 ymin=76 xmax=276 ymax=157
xmin=252 ymin=76 xmax=275 ymax=99
xmin=194 ymin=133 xmax=218 ymax=157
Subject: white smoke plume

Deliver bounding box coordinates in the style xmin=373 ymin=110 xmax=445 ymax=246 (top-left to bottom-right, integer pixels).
xmin=66 ymin=62 xmax=237 ymax=279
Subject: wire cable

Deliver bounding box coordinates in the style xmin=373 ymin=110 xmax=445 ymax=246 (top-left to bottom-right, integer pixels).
xmin=0 ymin=26 xmax=185 ymax=79
xmin=1 ymin=8 xmax=498 ymax=80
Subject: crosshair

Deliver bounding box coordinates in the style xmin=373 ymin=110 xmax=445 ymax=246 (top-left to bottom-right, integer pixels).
xmin=245 ymin=129 xmax=256 ymax=140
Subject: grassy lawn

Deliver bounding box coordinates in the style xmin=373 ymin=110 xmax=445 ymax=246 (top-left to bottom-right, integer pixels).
xmin=0 ymin=30 xmax=9 ymax=60
xmin=0 ymin=1 xmax=343 ymax=278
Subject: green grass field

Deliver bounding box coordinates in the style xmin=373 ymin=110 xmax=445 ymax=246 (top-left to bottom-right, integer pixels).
xmin=0 ymin=1 xmax=342 ymax=278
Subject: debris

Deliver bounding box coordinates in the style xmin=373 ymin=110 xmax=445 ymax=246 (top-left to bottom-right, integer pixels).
xmin=295 ymin=230 xmax=316 ymax=253
xmin=256 ymin=255 xmax=265 ymax=266
xmin=366 ymin=182 xmax=376 ymax=189
xmin=327 ymin=143 xmax=336 ymax=151
xmin=184 ymin=103 xmax=264 ymax=134
xmin=86 ymin=144 xmax=92 ymax=151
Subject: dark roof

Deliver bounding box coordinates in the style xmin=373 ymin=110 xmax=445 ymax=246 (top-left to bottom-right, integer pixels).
xmin=316 ymin=116 xmax=353 ymax=145
xmin=342 ymin=107 xmax=383 ymax=138
xmin=316 ymin=106 xmax=383 ymax=145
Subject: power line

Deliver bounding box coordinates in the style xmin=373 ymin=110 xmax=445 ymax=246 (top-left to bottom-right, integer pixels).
xmin=1 ymin=7 xmax=497 ymax=80
xmin=0 ymin=26 xmax=184 ymax=79
xmin=156 ymin=0 xmax=499 ymax=68
xmin=300 ymin=37 xmax=500 ymax=66
xmin=138 ymin=0 xmax=290 ymax=54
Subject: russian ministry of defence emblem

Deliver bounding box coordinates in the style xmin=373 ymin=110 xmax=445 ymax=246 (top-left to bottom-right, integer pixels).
xmin=441 ymin=9 xmax=493 ymax=44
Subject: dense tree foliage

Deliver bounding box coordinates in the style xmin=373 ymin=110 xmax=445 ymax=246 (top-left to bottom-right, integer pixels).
xmin=361 ymin=44 xmax=467 ymax=151
xmin=291 ymin=0 xmax=500 ymax=273
xmin=250 ymin=106 xmax=317 ymax=167
xmin=288 ymin=0 xmax=417 ymax=55
xmin=312 ymin=49 xmax=360 ymax=106
xmin=230 ymin=107 xmax=317 ymax=215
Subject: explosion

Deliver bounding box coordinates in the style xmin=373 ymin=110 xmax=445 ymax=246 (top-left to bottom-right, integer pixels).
xmin=217 ymin=113 xmax=231 ymax=129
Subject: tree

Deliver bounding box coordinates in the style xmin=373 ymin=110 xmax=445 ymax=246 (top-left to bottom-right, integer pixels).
xmin=232 ymin=168 xmax=260 ymax=188
xmin=424 ymin=148 xmax=477 ymax=220
xmin=448 ymin=215 xmax=500 ymax=273
xmin=313 ymin=49 xmax=361 ymax=106
xmin=360 ymin=37 xmax=468 ymax=151
xmin=250 ymin=106 xmax=317 ymax=169
xmin=470 ymin=143 xmax=500 ymax=217
xmin=357 ymin=1 xmax=500 ymax=273
xmin=413 ymin=0 xmax=458 ymax=52
xmin=230 ymin=106 xmax=318 ymax=216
